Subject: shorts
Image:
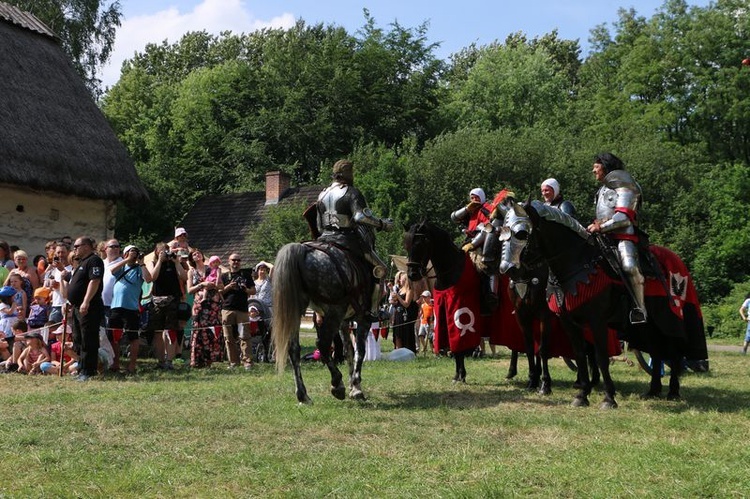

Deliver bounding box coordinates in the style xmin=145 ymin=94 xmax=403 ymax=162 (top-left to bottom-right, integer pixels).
xmin=147 ymin=296 xmax=179 ymax=337
xmin=109 ymin=308 xmax=141 ymax=342
xmin=418 ymin=323 xmax=432 ymax=338
xmin=745 ymin=321 xmax=750 ymax=342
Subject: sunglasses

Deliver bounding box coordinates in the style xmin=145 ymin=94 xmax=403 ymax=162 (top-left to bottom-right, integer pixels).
xmin=230 ymin=259 xmax=241 ymax=262
xmin=72 ymin=243 xmax=88 ymax=249
xmin=108 ymin=244 xmax=120 ymax=249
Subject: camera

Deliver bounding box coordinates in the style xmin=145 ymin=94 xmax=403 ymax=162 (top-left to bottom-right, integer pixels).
xmin=53 ymin=257 xmax=60 ymax=263
xmin=165 ymin=251 xmax=177 ymax=259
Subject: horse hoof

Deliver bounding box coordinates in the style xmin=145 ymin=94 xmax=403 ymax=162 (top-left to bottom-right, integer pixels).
xmin=297 ymin=397 xmax=313 ymax=405
xmin=350 ymin=389 xmax=366 ymax=401
xmin=571 ymin=397 xmax=589 ymax=407
xmin=666 ymin=392 xmax=681 ymax=401
xmin=331 ymin=385 xmax=346 ymax=400
xmin=506 ymin=370 xmax=517 ymax=380
xmin=539 ymin=384 xmax=552 ymax=396
xmin=452 ymin=377 xmax=466 ymax=384
xmin=600 ymin=400 xmax=618 ymax=410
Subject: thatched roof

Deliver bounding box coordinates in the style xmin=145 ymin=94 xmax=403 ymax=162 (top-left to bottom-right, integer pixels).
xmin=179 ymin=186 xmax=321 ymax=264
xmin=0 ymin=2 xmax=148 ymax=203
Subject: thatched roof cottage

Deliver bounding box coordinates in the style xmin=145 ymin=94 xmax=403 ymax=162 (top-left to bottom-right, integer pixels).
xmin=0 ymin=2 xmax=147 ymax=256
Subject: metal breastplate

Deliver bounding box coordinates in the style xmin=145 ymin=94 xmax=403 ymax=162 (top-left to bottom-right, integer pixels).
xmin=595 ymin=186 xmax=619 ymax=221
xmin=318 ymin=183 xmax=354 ymax=230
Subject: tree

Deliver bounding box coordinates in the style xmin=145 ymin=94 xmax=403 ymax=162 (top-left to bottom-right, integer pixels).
xmin=440 ymin=36 xmax=574 ymax=131
xmin=8 ymin=0 xmax=122 ymax=97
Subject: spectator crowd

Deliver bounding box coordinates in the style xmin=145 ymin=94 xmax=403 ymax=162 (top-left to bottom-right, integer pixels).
xmin=0 ymin=229 xmax=275 ymax=380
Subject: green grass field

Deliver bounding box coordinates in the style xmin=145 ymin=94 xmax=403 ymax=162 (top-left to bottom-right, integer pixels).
xmin=1 ymin=338 xmax=749 ymax=498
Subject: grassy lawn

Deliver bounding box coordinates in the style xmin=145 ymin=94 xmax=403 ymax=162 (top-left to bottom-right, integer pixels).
xmin=1 ymin=337 xmax=749 ymax=498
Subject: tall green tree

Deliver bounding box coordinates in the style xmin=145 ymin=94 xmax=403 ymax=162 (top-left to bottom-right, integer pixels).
xmin=8 ymin=0 xmax=122 ymax=97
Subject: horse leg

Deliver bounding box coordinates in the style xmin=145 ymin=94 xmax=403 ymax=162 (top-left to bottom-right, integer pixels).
xmin=587 ymin=343 xmax=601 ymax=387
xmin=319 ymin=321 xmax=345 ymax=400
xmin=667 ymin=356 xmax=682 ymax=401
xmin=453 ymin=351 xmax=467 ymax=383
xmin=538 ymin=318 xmax=552 ymax=395
xmin=349 ymin=320 xmax=368 ymax=400
xmin=562 ymin=317 xmax=590 ymax=407
xmin=506 ymin=350 xmax=519 ymax=379
xmin=523 ymin=323 xmax=540 ymax=391
xmin=643 ymin=353 xmax=663 ymax=399
xmin=289 ymin=335 xmax=311 ymax=404
xmin=592 ymin=323 xmax=617 ymax=409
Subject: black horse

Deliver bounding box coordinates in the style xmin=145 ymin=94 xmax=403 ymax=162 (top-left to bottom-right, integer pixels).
xmin=404 ymin=221 xmax=480 ymax=383
xmin=493 ymin=226 xmax=600 ymax=394
xmin=272 ymin=241 xmax=375 ymax=403
xmin=499 ymin=200 xmax=707 ymax=408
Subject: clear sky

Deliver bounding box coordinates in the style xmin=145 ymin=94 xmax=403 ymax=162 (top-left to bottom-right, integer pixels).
xmin=101 ymin=0 xmax=712 ymax=88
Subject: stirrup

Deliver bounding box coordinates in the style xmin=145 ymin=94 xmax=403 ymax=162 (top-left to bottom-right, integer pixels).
xmin=629 ymin=308 xmax=647 ymax=324
xmin=372 ymin=265 xmax=387 ymax=279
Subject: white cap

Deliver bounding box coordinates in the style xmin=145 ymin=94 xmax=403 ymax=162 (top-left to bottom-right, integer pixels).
xmin=122 ymin=245 xmax=137 ymax=256
xmin=469 ymin=188 xmax=486 ymax=204
xmin=421 ymin=290 xmax=432 ymax=298
xmin=174 ymin=227 xmax=187 ymax=238
xmin=542 ymin=178 xmax=560 ymax=199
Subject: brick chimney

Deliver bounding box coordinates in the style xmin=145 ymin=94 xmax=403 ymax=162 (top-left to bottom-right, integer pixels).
xmin=265 ymin=170 xmax=290 ymax=205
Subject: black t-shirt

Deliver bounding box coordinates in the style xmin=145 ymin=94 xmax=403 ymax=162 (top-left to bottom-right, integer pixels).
xmin=221 ymin=269 xmax=254 ymax=311
xmin=153 ymin=260 xmax=182 ymax=299
xmin=67 ymin=253 xmax=104 ymax=307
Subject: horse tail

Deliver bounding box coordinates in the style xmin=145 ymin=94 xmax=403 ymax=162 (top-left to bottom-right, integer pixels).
xmin=272 ymin=243 xmax=309 ymax=374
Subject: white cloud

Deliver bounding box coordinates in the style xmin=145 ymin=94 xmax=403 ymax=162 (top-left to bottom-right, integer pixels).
xmin=100 ymin=0 xmax=295 ymax=89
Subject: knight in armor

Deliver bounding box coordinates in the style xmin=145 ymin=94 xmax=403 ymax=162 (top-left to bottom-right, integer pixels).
xmin=541 ymin=178 xmax=577 ymax=218
xmin=451 ymin=188 xmax=499 ymax=314
xmin=315 ymin=159 xmax=394 ymax=321
xmin=451 ymin=188 xmax=492 ymax=248
xmin=586 ymin=153 xmax=647 ymax=324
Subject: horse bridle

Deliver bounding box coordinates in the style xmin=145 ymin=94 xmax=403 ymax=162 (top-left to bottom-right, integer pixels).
xmin=406 ymin=229 xmax=436 ymax=280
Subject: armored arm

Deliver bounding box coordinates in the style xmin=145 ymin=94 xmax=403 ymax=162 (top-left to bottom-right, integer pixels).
xmin=451 ymin=206 xmax=470 ymax=224
xmin=353 ymin=209 xmax=393 ymax=231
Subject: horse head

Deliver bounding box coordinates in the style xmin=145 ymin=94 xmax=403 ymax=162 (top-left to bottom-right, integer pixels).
xmin=404 ymin=220 xmax=431 ymax=282
xmin=498 ymin=199 xmax=534 ymax=275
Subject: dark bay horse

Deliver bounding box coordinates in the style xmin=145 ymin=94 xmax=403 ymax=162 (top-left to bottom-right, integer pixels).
xmin=499 ymin=200 xmax=707 ymax=408
xmin=404 ymin=221 xmax=480 ymax=383
xmin=272 ymin=241 xmax=375 ymax=403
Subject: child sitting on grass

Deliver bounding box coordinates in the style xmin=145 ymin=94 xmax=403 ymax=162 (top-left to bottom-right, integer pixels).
xmin=40 ymin=323 xmax=79 ymax=376
xmin=17 ymin=331 xmax=49 ymax=374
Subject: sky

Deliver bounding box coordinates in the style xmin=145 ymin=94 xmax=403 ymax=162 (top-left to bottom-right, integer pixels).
xmin=100 ymin=0 xmax=712 ymax=88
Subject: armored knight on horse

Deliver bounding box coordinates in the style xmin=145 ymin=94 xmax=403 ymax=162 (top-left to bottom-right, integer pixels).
xmin=586 ymin=153 xmax=647 ymax=324
xmin=311 ymin=159 xmax=393 ymax=321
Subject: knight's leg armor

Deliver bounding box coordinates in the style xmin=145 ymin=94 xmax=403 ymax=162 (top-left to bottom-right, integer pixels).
xmin=619 ymin=240 xmax=647 ymax=324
